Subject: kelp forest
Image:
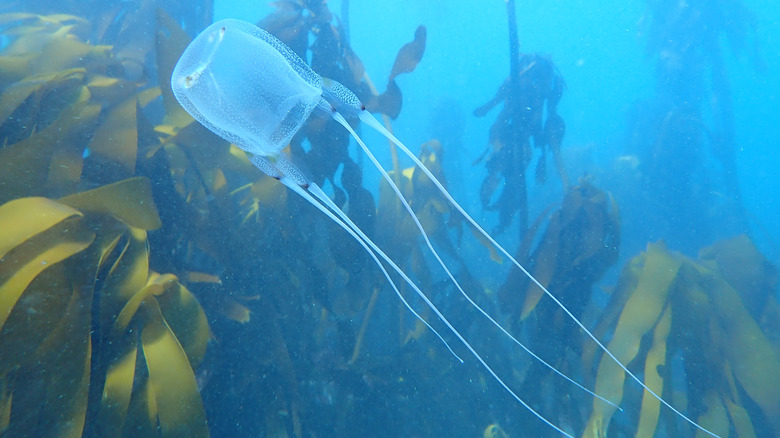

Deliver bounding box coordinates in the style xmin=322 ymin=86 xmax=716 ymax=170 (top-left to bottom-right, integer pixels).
xmin=0 ymin=0 xmax=777 ymax=438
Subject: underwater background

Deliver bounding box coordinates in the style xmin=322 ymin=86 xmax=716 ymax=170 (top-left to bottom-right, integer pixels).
xmin=0 ymin=0 xmax=778 ymax=437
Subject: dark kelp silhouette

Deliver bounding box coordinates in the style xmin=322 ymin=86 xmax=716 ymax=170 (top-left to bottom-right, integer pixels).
xmin=494 ymin=181 xmax=621 ymax=433
xmin=470 ymin=0 xmax=568 ymax=239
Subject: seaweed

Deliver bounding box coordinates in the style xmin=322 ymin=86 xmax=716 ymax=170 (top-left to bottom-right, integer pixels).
xmin=474 ymin=52 xmax=568 ymax=237
xmin=261 ymin=0 xmax=426 ymax=196
xmin=0 ymin=13 xmax=210 ymax=437
xmin=3 ymin=4 xmax=775 ymax=438
xmin=582 ymin=236 xmax=780 ymax=437
xmin=0 ymin=180 xmax=209 ymax=438
xmin=494 ymin=180 xmax=620 ymax=433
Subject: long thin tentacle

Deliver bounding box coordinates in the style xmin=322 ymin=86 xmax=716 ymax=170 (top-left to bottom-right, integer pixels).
xmin=331 ymin=111 xmax=618 ymax=409
xmin=358 ymin=110 xmax=720 ymax=438
xmin=275 ymin=176 xmax=463 ymax=363
xmin=279 ymin=175 xmax=574 ymax=438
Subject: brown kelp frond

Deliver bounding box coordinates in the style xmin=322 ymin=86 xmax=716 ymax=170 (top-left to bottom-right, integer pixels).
xmin=583 ymin=236 xmax=780 ymax=438
xmin=0 ymin=12 xmax=160 ymax=202
xmin=0 ymin=12 xmax=215 ymax=438
xmin=500 ymin=181 xmax=620 ymax=321
xmin=486 ymin=181 xmax=620 ymax=433
xmin=0 ymin=179 xmax=209 ymax=438
xmin=475 ymin=53 xmax=568 ymax=236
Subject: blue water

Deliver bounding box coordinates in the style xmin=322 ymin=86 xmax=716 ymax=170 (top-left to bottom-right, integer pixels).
xmin=217 ymin=0 xmax=778 ymax=260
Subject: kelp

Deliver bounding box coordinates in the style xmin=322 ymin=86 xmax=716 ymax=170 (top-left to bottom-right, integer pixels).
xmin=582 ymin=236 xmax=780 ymax=438
xmin=0 ymin=6 xmax=434 ymax=438
xmin=375 ymin=140 xmax=479 ymax=293
xmin=474 ymin=52 xmax=568 ymax=237
xmin=499 ymin=180 xmax=620 ymax=322
xmin=261 ymin=0 xmax=427 ymax=192
xmin=2 ymin=4 xmax=777 ymax=438
xmin=495 ymin=181 xmax=620 ymax=434
xmin=0 ymin=14 xmax=155 ymax=200
xmin=0 ymin=179 xmax=209 ymax=438
xmin=143 ymin=10 xmax=453 ymax=438
xmin=0 ymin=12 xmax=212 ymax=438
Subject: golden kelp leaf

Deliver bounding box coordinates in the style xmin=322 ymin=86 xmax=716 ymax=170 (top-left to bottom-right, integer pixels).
xmin=60 ymin=177 xmax=162 ymax=230
xmin=121 ymin=381 xmax=158 ymax=437
xmin=706 ymin=270 xmax=780 ymax=432
xmin=404 ymin=319 xmax=429 ymax=345
xmin=141 ymin=299 xmax=209 ymax=438
xmin=0 ymin=55 xmax=31 ymax=84
xmin=470 ymin=226 xmax=503 ymax=264
xmin=29 ymin=35 xmax=112 ymax=75
xmin=699 ymin=234 xmax=778 ymax=317
xmin=0 ymin=197 xmax=81 ymax=260
xmin=154 ymin=124 xmax=179 ymax=137
xmin=585 ymin=242 xmax=681 ymax=437
xmin=45 ymin=89 xmax=95 ymax=196
xmin=0 ymin=228 xmax=93 ymax=331
xmin=246 ymin=175 xmax=289 ymax=209
xmin=695 ymin=391 xmax=731 ymax=438
xmin=583 ymin=254 xmax=645 ymax=371
xmin=87 ymin=75 xmax=137 ymax=103
xmin=185 ymin=272 xmax=222 ymax=284
xmin=0 ymin=264 xmax=74 ymax=376
xmin=519 ymin=219 xmax=559 ymax=319
xmin=1 ymin=21 xmax=73 ymax=57
xmin=166 ymin=121 xmax=255 ymax=176
xmin=86 ymin=96 xmax=139 ymax=177
xmin=115 ymin=273 xmax=174 ymax=331
xmin=28 ymin=280 xmax=93 ymax=438
xmin=724 ymin=398 xmax=757 ymax=438
xmin=205 ymin=168 xmax=228 ymax=194
xmin=95 ymin=341 xmax=138 ymax=438
xmin=0 ymin=13 xmax=87 ymax=30
xmin=158 ymin=281 xmax=210 ymax=366
xmin=0 ymin=67 xmax=86 ymax=130
xmin=137 ymin=86 xmax=162 ymax=108
xmin=97 ymin=227 xmax=150 ymax=330
xmin=0 ymin=101 xmax=99 ymax=203
xmin=483 ymin=424 xmax=510 ymax=438
xmin=636 ymin=305 xmax=671 ymax=437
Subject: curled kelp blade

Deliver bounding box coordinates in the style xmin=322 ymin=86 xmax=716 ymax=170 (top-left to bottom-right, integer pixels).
xmin=584 ymin=242 xmax=683 ymax=437
xmin=584 ymin=238 xmax=780 ymax=437
xmin=0 ymin=178 xmax=210 ymax=437
xmin=0 ymin=196 xmax=95 ymax=437
xmin=141 ymin=297 xmax=209 ymax=438
xmin=0 ymin=197 xmax=82 ymax=260
xmin=59 ymin=177 xmax=162 ymax=231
